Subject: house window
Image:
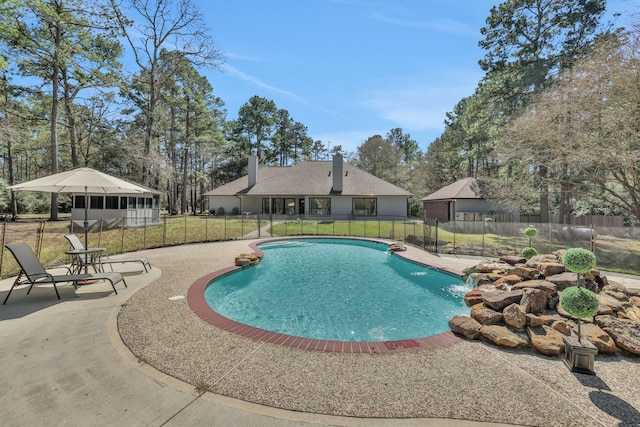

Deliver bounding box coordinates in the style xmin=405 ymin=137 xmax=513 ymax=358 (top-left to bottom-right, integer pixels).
xmin=352 ymin=198 xmax=376 ymax=216
xmin=261 ymin=198 xmax=296 ymax=214
xmin=105 ymin=196 xmax=119 ymax=209
xmin=90 ymin=196 xmax=104 ymax=209
xmin=146 ymin=197 xmax=152 ymax=208
xmin=74 ymin=195 xmax=86 ymax=209
xmin=310 ymin=197 xmax=331 ymax=216
xmin=128 ymin=197 xmax=136 ymax=208
xmin=120 ymin=197 xmax=128 ymax=209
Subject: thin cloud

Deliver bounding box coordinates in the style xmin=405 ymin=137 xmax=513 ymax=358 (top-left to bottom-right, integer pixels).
xmin=361 ymin=78 xmax=479 ymax=132
xmin=221 ymin=63 xmax=345 ymax=118
xmin=224 ymin=52 xmax=271 ymax=62
xmin=371 ymin=13 xmax=479 ymax=37
xmin=221 ymin=63 xmax=308 ymax=103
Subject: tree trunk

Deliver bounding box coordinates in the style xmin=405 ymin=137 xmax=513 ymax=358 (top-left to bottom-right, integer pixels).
xmin=62 ymin=69 xmax=80 ymax=167
xmin=49 ymin=17 xmax=62 ymax=221
xmin=538 ymin=165 xmax=549 ymax=223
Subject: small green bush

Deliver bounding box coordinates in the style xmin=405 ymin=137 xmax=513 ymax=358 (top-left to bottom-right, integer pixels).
xmin=523 ymin=226 xmax=538 ymax=239
xmin=522 ymin=247 xmax=538 ymax=259
xmin=562 ymin=247 xmax=596 ymax=273
xmin=560 ymin=286 xmax=600 ymax=319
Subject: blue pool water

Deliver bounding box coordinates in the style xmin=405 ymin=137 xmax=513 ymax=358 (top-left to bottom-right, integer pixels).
xmin=204 ymin=238 xmax=472 ymax=342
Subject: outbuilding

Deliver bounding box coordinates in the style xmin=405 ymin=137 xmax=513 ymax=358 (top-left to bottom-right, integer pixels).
xmin=421 ymin=177 xmax=518 ymax=222
xmin=71 ymin=184 xmax=161 ymax=230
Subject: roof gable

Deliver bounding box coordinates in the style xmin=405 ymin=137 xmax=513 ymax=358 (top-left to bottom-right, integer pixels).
xmin=421 ymin=177 xmax=486 ymax=201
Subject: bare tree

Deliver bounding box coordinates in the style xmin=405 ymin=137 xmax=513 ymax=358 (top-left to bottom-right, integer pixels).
xmin=505 ymin=31 xmax=640 ymax=222
xmin=111 ymin=0 xmax=223 ymax=185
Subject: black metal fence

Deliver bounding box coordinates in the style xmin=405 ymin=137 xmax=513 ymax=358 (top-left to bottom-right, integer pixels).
xmin=419 ymin=218 xmax=639 ymax=274
xmin=0 ymin=215 xmax=637 ymax=278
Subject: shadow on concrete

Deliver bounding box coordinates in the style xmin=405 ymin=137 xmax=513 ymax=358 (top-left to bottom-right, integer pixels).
xmin=573 ymin=371 xmax=640 ymax=426
xmin=0 ymin=285 xmax=115 ymax=320
xmin=589 ymin=390 xmax=640 ymax=427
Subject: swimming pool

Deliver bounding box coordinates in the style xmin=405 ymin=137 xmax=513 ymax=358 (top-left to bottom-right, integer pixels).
xmin=203 ymin=238 xmax=472 ymax=342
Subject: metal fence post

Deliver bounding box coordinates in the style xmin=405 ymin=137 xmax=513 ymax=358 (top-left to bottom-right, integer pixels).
xmin=0 ymin=222 xmax=6 ymax=274
xmin=162 ymin=216 xmax=167 ymax=246
xmin=120 ymin=218 xmax=125 ymax=253
xmin=391 ymin=216 xmax=395 ymax=240
xmin=183 ymin=214 xmax=187 ymax=243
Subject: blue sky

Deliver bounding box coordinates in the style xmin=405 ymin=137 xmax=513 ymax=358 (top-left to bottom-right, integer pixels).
xmin=195 ymin=0 xmax=634 ymax=154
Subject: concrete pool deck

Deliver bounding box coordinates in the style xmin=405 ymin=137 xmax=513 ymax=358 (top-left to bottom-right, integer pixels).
xmin=1 ymin=239 xmax=639 ymax=426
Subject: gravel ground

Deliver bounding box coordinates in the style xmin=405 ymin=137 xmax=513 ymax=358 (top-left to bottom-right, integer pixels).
xmin=117 ymin=239 xmax=640 ymax=427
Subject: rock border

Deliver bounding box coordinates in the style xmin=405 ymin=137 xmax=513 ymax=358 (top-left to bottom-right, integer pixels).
xmin=449 ymin=251 xmax=640 ymax=356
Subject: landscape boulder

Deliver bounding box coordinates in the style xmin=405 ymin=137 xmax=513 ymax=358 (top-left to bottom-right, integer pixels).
xmin=512 ymin=279 xmax=557 ymax=296
xmin=528 ymin=326 xmax=566 ymax=356
xmin=464 ymin=289 xmax=485 ymax=307
xmin=480 ymin=325 xmax=529 ymax=348
xmin=621 ymin=305 xmax=640 ymax=322
xmin=595 ymin=315 xmax=640 ymax=355
xmin=545 ymin=272 xmax=580 ymax=291
xmin=234 ymin=252 xmax=262 ymax=267
xmin=471 ymin=303 xmax=503 ymax=325
xmin=533 ymin=262 xmax=565 ymax=277
xmin=525 ymin=313 xmax=553 ymax=327
xmin=449 ymin=316 xmax=482 ymax=339
xmin=481 ymin=290 xmax=524 ymax=311
xmin=520 ymin=288 xmax=548 ymax=313
xmin=500 ymin=255 xmax=525 ymax=265
xmin=577 ymin=323 xmax=617 ymax=354
xmin=503 ymin=303 xmax=526 ymax=329
xmin=510 ymin=266 xmax=540 ymax=280
xmin=493 ymin=274 xmax=522 ymax=289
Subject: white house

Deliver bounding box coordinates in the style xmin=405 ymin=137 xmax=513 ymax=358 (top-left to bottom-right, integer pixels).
xmin=204 ymin=155 xmax=413 ymax=219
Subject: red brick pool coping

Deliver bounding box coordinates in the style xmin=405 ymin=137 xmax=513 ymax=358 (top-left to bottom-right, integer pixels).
xmin=187 ymin=239 xmax=463 ymax=353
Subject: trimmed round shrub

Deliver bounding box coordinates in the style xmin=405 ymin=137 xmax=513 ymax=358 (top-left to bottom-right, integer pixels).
xmin=562 ymin=247 xmax=596 ymax=273
xmin=560 ymin=286 xmax=600 ymax=319
xmin=522 ymin=247 xmax=538 ymax=259
xmin=523 ymin=226 xmax=538 ymax=239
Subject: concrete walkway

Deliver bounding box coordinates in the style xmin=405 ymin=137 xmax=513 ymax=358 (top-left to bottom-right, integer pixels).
xmin=0 ymin=246 xmax=506 ymax=427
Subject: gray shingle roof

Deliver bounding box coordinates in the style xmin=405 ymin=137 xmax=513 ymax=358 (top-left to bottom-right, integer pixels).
xmin=421 ymin=177 xmax=486 ymax=201
xmin=203 ymin=160 xmax=412 ymax=197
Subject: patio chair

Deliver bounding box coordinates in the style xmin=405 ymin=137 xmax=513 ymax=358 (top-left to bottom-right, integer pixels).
xmin=3 ymin=242 xmax=127 ymax=304
xmin=64 ymin=235 xmax=151 ymax=273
